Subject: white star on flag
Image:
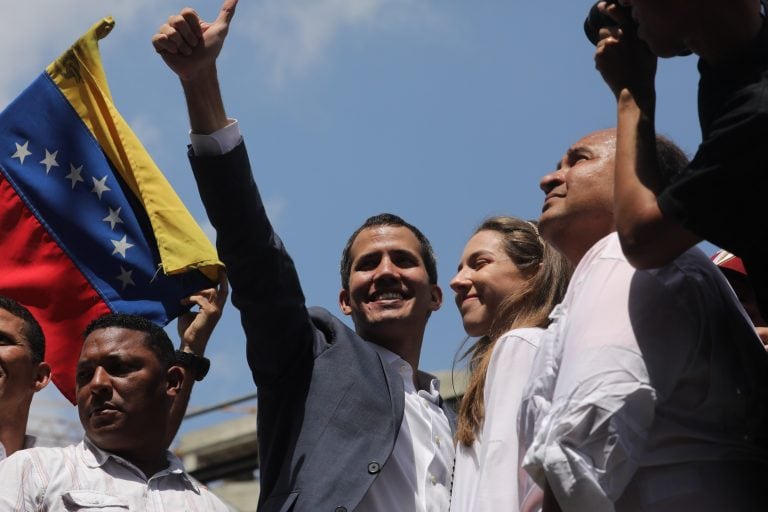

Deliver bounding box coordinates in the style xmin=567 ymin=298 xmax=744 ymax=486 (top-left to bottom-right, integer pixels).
xmin=91 ymin=175 xmax=111 ymax=200
xmin=111 ymin=235 xmax=134 ymax=258
xmin=116 ymin=266 xmax=135 ymax=290
xmin=40 ymin=149 xmax=59 ymax=174
xmin=102 ymin=207 xmax=124 ymax=230
xmin=11 ymin=141 xmax=32 ymax=164
xmin=65 ymin=164 xmax=84 ymax=189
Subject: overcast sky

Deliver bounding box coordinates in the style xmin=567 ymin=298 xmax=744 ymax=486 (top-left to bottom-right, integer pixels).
xmin=2 ymin=1 xmax=707 ymax=443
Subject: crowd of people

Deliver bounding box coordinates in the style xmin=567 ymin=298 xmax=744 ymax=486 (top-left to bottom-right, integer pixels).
xmin=1 ymin=0 xmax=768 ymax=510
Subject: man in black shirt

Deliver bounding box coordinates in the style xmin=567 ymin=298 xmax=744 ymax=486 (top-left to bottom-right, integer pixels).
xmin=594 ymin=0 xmax=768 ymax=317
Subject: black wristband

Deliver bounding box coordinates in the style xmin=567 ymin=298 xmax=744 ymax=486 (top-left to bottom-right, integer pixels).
xmin=175 ymin=350 xmax=211 ymax=381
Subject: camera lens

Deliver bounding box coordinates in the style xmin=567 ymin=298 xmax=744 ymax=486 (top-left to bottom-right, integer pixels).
xmin=584 ymin=0 xmax=619 ymax=46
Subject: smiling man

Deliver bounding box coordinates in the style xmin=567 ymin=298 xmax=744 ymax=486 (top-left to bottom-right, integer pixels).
xmin=0 ymin=313 xmax=230 ymax=511
xmin=151 ymin=2 xmax=454 ymax=510
xmin=0 ymin=296 xmax=49 ymax=461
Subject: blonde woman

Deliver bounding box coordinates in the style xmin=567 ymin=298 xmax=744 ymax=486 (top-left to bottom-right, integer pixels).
xmin=449 ymin=217 xmax=572 ymax=512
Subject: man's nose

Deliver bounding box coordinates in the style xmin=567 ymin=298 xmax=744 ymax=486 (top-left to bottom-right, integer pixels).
xmin=89 ymin=366 xmax=112 ymax=394
xmin=540 ymin=169 xmax=564 ymax=194
xmin=373 ymin=256 xmax=399 ymax=281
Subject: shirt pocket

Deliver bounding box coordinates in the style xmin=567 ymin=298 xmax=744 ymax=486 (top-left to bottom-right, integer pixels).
xmin=61 ymin=490 xmax=129 ymax=510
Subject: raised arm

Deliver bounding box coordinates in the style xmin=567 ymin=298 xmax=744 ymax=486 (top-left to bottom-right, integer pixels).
xmin=594 ymin=2 xmax=700 ymax=269
xmin=152 ymin=2 xmax=317 ymax=388
xmin=166 ymin=271 xmax=228 ymax=445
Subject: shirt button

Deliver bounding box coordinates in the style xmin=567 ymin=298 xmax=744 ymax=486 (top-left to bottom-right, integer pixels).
xmin=368 ymin=461 xmax=381 ymax=474
xmin=335 ymin=507 xmax=348 ymax=512
xmin=435 ymin=436 xmax=442 ymax=446
xmin=429 ymin=473 xmax=438 ymax=485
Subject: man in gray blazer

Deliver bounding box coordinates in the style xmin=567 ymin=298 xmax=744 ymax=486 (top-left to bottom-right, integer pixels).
xmin=153 ymin=2 xmax=455 ymax=511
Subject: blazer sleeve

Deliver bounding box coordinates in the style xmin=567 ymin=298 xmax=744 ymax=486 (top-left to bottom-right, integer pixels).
xmin=188 ymin=142 xmax=316 ymax=388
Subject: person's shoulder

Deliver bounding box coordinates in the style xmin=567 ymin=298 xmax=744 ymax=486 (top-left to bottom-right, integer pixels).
xmin=308 ymin=306 xmax=360 ymax=345
xmin=197 ymin=485 xmax=235 ymax=511
xmin=662 ymin=245 xmax=721 ymax=282
xmin=6 ymin=444 xmax=71 ymax=459
xmin=496 ymin=327 xmax=545 ymax=348
xmin=641 ymin=245 xmax=732 ymax=313
xmin=0 ymin=443 xmax=74 ymax=476
xmin=181 ymin=473 xmax=236 ymax=511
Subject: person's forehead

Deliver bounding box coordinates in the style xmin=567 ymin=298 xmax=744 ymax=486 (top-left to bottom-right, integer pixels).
xmin=350 ymin=225 xmax=422 ymax=257
xmin=572 ymin=130 xmax=616 ymax=153
xmin=555 ymin=130 xmax=616 ymax=170
xmin=464 ymin=230 xmax=504 ymax=256
xmin=80 ymin=327 xmax=149 ymax=357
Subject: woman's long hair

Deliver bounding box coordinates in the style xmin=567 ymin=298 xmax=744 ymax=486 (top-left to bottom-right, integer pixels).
xmin=456 ymin=216 xmax=572 ymax=446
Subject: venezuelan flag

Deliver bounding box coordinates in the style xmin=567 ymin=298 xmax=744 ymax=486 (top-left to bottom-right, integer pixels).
xmin=0 ymin=18 xmax=223 ymax=403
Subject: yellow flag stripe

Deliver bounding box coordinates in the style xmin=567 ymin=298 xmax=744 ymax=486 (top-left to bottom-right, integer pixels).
xmin=46 ymin=18 xmax=222 ymax=280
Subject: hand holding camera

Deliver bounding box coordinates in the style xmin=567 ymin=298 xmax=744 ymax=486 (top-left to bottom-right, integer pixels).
xmin=588 ymin=1 xmax=657 ymax=107
xmin=584 ymin=0 xmax=630 ymax=47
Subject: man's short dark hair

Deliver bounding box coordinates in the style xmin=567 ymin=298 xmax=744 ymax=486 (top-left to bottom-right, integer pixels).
xmin=656 ymin=134 xmax=690 ymax=187
xmin=339 ymin=213 xmax=438 ymax=290
xmin=83 ymin=313 xmax=175 ymax=368
xmin=0 ymin=296 xmax=45 ymax=364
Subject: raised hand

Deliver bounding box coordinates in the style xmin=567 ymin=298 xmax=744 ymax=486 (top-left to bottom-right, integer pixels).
xmin=152 ymin=0 xmax=238 ymax=81
xmin=177 ymin=270 xmax=229 ymax=357
xmin=594 ymin=1 xmax=657 ymax=107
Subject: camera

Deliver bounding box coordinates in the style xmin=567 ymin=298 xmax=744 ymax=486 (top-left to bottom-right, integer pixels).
xmin=583 ymin=0 xmax=692 ymax=56
xmin=583 ymin=0 xmax=626 ymax=46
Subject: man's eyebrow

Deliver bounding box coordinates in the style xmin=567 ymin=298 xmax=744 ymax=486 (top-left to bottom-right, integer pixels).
xmin=75 ymin=360 xmax=92 ymax=371
xmin=76 ymin=353 xmax=125 ymax=368
xmin=569 ymin=145 xmax=592 ymax=157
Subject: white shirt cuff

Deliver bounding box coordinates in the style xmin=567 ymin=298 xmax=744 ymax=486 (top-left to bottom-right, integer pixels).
xmin=189 ymin=119 xmax=242 ymax=156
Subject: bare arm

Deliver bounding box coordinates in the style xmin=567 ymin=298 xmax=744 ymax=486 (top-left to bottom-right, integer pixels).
xmin=167 ymin=271 xmax=229 ymax=444
xmin=594 ymin=2 xmax=700 ymax=269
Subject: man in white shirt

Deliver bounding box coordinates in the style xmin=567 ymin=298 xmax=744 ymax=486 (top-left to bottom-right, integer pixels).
xmin=0 ymin=295 xmax=50 ymax=461
xmin=151 ymin=2 xmax=454 ymax=510
xmin=520 ymin=129 xmax=768 ymax=512
xmin=0 ymin=313 xmax=231 ymax=511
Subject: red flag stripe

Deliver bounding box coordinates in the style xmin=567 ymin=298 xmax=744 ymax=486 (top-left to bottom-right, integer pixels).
xmin=0 ymin=173 xmax=112 ymax=403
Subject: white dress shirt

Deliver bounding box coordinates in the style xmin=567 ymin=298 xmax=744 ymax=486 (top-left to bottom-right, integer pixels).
xmin=356 ymin=342 xmax=454 ymax=512
xmin=450 ymin=328 xmax=543 ymax=512
xmin=0 ymin=437 xmax=231 ymax=511
xmin=190 ymin=119 xmax=242 ymax=156
xmin=520 ymin=233 xmax=768 ymax=512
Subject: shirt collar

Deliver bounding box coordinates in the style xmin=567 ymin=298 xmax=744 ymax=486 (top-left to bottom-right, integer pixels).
xmin=79 ymin=437 xmax=199 ymax=492
xmin=365 ymin=341 xmax=441 ymax=395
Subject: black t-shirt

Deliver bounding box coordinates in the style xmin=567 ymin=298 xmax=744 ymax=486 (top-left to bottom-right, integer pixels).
xmin=657 ymin=19 xmax=768 ymax=257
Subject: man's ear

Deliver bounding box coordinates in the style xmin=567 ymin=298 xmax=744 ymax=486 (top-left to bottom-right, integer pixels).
xmin=430 ymin=285 xmax=443 ymax=312
xmin=166 ymin=365 xmax=185 ymax=397
xmin=34 ymin=362 xmax=51 ymax=392
xmin=339 ymin=288 xmax=353 ymax=316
